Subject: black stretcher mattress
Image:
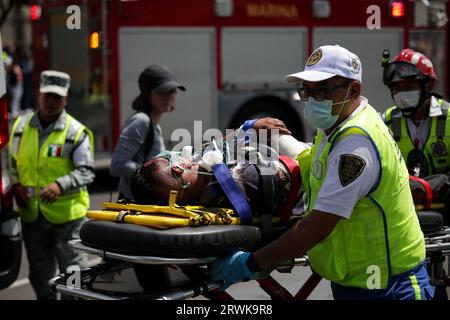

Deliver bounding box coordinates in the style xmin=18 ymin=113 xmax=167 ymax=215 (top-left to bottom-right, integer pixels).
xmin=80 ymin=211 xmax=444 ymax=258
xmin=417 ymin=211 xmax=445 ymax=234
xmin=80 ymin=220 xmax=263 ymax=258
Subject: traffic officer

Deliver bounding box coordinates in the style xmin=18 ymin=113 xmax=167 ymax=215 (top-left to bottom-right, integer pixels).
xmin=9 ymin=70 xmax=95 ymax=300
xmin=382 ymin=48 xmax=450 ymax=179
xmin=209 ymin=45 xmax=434 ymax=300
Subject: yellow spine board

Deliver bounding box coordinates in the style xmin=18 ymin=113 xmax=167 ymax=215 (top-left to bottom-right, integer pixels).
xmin=415 ymin=203 xmax=445 ymax=211
xmin=87 ymin=210 xmax=190 ymax=229
xmin=90 ymin=191 xmax=296 ymax=229
xmin=86 ymin=210 xmax=241 ymax=229
xmin=102 ymin=202 xmax=200 ymax=219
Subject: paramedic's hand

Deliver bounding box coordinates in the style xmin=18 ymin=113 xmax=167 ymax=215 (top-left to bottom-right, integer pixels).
xmin=208 ymin=251 xmax=253 ymax=291
xmin=253 ymin=118 xmax=291 ymax=135
xmin=13 ymin=183 xmax=30 ymax=208
xmin=40 ymin=182 xmax=62 ymax=204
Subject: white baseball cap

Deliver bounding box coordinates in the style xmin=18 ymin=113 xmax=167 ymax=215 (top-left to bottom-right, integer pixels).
xmin=285 ymin=45 xmax=362 ymax=83
xmin=40 ymin=70 xmax=71 ymax=97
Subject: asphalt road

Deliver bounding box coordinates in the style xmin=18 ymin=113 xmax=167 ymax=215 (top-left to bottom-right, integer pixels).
xmin=0 ymin=171 xmax=333 ymax=300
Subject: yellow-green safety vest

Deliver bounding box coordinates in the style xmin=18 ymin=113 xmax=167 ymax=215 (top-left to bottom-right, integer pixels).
xmin=297 ymin=104 xmax=425 ymax=289
xmin=9 ymin=112 xmax=94 ymax=224
xmin=384 ymin=99 xmax=450 ymax=175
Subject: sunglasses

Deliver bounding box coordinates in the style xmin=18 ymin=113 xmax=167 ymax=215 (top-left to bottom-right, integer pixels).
xmin=297 ymin=83 xmax=350 ymax=101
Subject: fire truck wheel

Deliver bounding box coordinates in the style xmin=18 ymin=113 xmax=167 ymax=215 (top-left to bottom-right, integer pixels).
xmin=228 ymin=98 xmax=303 ymax=140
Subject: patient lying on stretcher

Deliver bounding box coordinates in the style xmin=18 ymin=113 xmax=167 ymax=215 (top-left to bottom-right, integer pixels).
xmin=128 ymin=125 xmax=446 ymax=225
xmin=129 ymin=119 xmax=310 ymax=219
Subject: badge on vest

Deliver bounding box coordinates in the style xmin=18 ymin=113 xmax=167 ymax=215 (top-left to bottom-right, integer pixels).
xmin=313 ymin=160 xmax=322 ymax=179
xmin=48 ymin=144 xmax=63 ymax=157
xmin=339 ymin=154 xmax=366 ymax=187
xmin=431 ymin=142 xmax=447 ymax=157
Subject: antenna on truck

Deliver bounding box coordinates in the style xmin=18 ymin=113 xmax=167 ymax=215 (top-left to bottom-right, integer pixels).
xmin=382 ymin=49 xmax=391 ymax=68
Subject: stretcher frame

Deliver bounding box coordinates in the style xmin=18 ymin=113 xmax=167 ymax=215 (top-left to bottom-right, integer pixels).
xmin=49 ymin=239 xmax=315 ymax=300
xmin=48 ymin=193 xmax=450 ymax=301
xmin=423 ymin=226 xmax=450 ymax=289
xmin=49 ymin=224 xmax=450 ymax=301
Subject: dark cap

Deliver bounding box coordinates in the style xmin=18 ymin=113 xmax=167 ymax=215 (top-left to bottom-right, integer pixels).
xmin=138 ymin=65 xmax=186 ymax=93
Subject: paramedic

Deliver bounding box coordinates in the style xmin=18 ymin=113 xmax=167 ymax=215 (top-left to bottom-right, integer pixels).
xmin=209 ymin=45 xmax=433 ymax=300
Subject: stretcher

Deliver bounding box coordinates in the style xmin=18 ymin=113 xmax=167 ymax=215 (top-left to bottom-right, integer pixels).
xmin=49 ymin=196 xmax=450 ymax=300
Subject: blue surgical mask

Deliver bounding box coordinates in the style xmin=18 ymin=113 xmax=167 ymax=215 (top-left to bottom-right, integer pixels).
xmin=303 ymin=85 xmax=351 ymax=129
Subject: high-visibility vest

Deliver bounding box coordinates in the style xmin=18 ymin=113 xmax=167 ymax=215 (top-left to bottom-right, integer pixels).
xmin=9 ymin=112 xmax=94 ymax=224
xmin=298 ymin=104 xmax=425 ymax=289
xmin=384 ymin=99 xmax=450 ymax=176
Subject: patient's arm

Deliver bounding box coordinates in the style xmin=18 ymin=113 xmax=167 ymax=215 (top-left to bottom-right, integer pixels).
xmin=252 ymin=210 xmax=342 ymax=270
xmin=253 ymin=118 xmax=291 ymax=135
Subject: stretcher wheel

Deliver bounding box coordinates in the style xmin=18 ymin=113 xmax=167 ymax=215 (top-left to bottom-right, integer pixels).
xmin=80 ymin=220 xmax=262 ymax=258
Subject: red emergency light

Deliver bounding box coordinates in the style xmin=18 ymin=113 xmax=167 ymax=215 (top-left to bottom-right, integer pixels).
xmin=30 ymin=4 xmax=41 ymax=21
xmin=391 ymin=1 xmax=405 ymax=18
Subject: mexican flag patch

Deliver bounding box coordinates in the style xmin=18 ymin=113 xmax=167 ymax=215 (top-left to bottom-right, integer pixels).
xmin=48 ymin=144 xmax=63 ymax=157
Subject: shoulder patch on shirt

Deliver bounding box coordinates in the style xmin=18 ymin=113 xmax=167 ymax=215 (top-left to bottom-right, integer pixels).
xmin=338 ymin=154 xmax=366 ymax=187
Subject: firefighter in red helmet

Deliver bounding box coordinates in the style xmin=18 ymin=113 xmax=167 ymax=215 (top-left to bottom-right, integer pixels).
xmin=382 ymin=48 xmax=449 ymax=178
xmin=382 ymin=48 xmax=450 ymax=300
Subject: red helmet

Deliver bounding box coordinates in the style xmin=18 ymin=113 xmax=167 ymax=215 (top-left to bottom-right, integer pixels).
xmin=383 ymin=48 xmax=438 ymax=85
xmin=395 ymin=48 xmax=437 ymax=79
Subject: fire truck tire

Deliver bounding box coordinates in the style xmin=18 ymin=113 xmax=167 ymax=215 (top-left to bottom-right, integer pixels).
xmin=0 ymin=229 xmax=22 ymax=290
xmin=228 ymin=97 xmax=303 ymax=140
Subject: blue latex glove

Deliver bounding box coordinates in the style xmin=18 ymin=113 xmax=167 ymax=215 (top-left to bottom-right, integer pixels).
xmin=209 ymin=251 xmax=253 ymax=291
xmin=242 ymin=119 xmax=257 ymax=131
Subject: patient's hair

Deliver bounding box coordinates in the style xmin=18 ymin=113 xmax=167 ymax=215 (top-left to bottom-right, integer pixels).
xmin=130 ymin=158 xmax=176 ymax=205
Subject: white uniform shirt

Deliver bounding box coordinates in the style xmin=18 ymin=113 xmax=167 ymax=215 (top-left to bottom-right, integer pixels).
xmin=313 ymin=97 xmax=380 ymax=219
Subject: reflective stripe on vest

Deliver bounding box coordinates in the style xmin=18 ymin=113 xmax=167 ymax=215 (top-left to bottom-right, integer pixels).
xmin=390 ymin=108 xmax=403 ymax=142
xmin=436 ymin=109 xmax=447 ymax=139
xmin=9 ymin=114 xmax=32 ymax=160
xmin=307 ymin=104 xmax=425 ymax=289
xmin=9 ymin=112 xmax=91 ymax=224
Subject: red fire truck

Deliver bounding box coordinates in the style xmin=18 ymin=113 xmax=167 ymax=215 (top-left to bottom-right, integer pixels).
xmin=0 ymin=34 xmax=22 ymax=290
xmin=30 ymin=0 xmax=449 ymax=159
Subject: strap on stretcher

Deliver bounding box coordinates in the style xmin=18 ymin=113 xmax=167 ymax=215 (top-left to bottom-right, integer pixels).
xmin=98 ymin=190 xmax=238 ymax=227
xmin=277 ymin=156 xmax=301 ymax=224
xmin=409 ymin=175 xmax=433 ymax=210
xmin=212 ymin=163 xmax=253 ymax=225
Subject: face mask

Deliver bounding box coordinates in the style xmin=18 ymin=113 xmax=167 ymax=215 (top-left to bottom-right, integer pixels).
xmin=393 ymin=90 xmax=421 ymax=111
xmin=303 ymin=85 xmax=352 ymax=129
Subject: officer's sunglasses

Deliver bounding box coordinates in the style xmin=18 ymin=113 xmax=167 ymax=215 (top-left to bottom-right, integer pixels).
xmin=297 ymin=83 xmax=350 ymax=101
xmin=382 ymin=62 xmax=421 ymax=85
xmin=40 ymin=76 xmax=69 ymax=88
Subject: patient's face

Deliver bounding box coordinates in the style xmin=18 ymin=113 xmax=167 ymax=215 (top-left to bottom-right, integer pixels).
xmin=142 ymin=157 xmax=208 ymax=205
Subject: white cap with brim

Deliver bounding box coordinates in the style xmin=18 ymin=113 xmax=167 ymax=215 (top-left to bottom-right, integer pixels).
xmin=285 ymin=45 xmax=362 ymax=83
xmin=40 ymin=70 xmax=71 ymax=97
